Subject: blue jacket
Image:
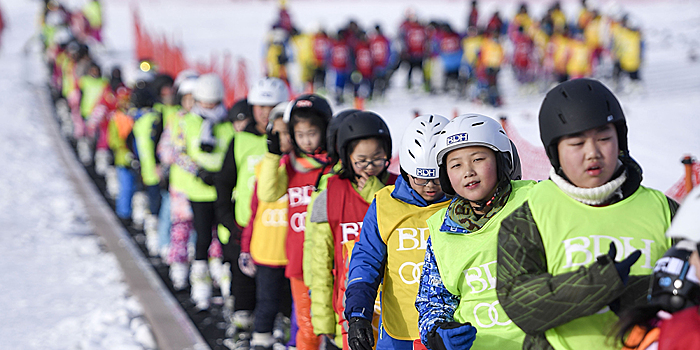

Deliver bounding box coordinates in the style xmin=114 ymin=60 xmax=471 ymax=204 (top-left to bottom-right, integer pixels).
xmin=344 ymin=176 xmax=449 ymax=321
xmin=415 ymin=204 xmax=464 ymax=348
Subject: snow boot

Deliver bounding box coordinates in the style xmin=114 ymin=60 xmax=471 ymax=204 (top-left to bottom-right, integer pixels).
xmin=219 ymin=262 xmax=232 ymax=299
xmin=94 ymin=149 xmax=111 ymax=176
xmin=272 ymin=313 xmax=291 ymax=344
xmin=190 ymin=260 xmax=212 ymax=310
xmin=105 ymin=166 xmax=119 ymax=199
xmin=77 ymin=137 xmax=93 ymax=166
xmin=209 ymin=257 xmax=224 ymax=289
xmin=169 ymin=262 xmax=189 ymax=291
xmin=144 ymin=214 xmax=159 ymax=257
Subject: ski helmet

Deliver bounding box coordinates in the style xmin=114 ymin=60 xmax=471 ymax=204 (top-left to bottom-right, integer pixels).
xmin=248 ymin=77 xmax=289 ymax=106
xmin=177 ymin=78 xmax=198 ymax=96
xmin=131 ymin=86 xmax=156 ymax=109
xmin=400 ymin=114 xmax=450 ymax=179
xmin=269 ymin=101 xmax=290 ymax=127
xmin=435 ymin=114 xmax=520 ymax=196
xmin=228 ymin=99 xmax=253 ymax=123
xmin=649 ymin=240 xmax=700 ymax=313
xmin=174 ymin=69 xmax=199 ymax=89
xmin=193 ymin=73 xmax=225 ymax=103
xmin=539 ymin=78 xmax=627 ymax=169
xmin=284 ymin=94 xmax=333 ymax=154
xmin=327 ymin=109 xmax=361 ymax=166
xmin=666 ymin=186 xmax=700 ymax=242
xmin=336 ymin=111 xmax=392 ymax=178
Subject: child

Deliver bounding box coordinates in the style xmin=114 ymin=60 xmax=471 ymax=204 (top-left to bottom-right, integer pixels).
xmin=416 ymin=115 xmax=532 ymax=350
xmin=305 ymin=111 xmax=396 ymax=349
xmin=344 ymin=115 xmax=450 ymax=350
xmin=257 ymin=94 xmax=333 ymax=350
xmin=496 ymin=78 xmax=676 ymax=350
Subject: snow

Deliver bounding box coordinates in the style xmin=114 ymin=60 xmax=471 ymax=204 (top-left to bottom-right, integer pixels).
xmin=0 ymin=0 xmax=698 ymax=348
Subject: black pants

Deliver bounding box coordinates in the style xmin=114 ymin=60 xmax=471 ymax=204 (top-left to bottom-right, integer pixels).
xmin=190 ymin=201 xmax=216 ymax=261
xmin=254 ymin=265 xmax=292 ymax=333
xmin=406 ymin=57 xmax=424 ymax=88
xmin=223 ymin=240 xmax=257 ymax=312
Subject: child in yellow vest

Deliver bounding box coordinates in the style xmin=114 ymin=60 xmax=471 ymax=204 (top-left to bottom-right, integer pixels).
xmin=344 ymin=115 xmax=450 ymax=350
xmin=416 ymin=115 xmax=534 ymax=350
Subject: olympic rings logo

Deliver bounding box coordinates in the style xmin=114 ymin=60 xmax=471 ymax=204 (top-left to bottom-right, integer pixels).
xmin=472 ymin=300 xmax=512 ymax=328
xmin=398 ymin=261 xmax=424 ymax=285
xmin=261 ymin=208 xmax=287 ymax=227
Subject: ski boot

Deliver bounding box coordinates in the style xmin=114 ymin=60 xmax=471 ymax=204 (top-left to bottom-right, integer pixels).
xmin=144 ymin=214 xmax=160 ymax=257
xmin=219 ymin=262 xmax=232 ymax=300
xmin=77 ymin=137 xmax=93 ymax=166
xmin=190 ymin=260 xmax=212 ymax=310
xmin=131 ymin=191 xmax=148 ymax=230
xmin=105 ymin=166 xmax=119 ymax=199
xmin=224 ymin=310 xmax=254 ymax=350
xmin=251 ymin=332 xmax=276 ymax=350
xmin=169 ymin=262 xmax=189 ymax=291
xmin=94 ymin=149 xmax=111 ymax=176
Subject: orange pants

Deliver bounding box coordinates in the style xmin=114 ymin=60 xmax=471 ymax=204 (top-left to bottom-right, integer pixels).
xmin=291 ymin=277 xmax=320 ymax=350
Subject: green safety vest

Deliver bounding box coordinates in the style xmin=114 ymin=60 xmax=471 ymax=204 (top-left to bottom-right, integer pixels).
xmin=79 ymin=75 xmax=108 ymax=118
xmin=184 ymin=113 xmax=234 ymax=202
xmin=154 ymin=103 xmax=181 ymax=127
xmin=429 ymin=180 xmax=535 ymax=350
xmin=166 ymin=112 xmax=195 ymax=194
xmin=233 ymin=131 xmax=267 ymax=227
xmin=82 ymin=1 xmax=102 ymax=28
xmin=132 ymin=111 xmax=161 ymax=186
xmin=528 ymin=180 xmax=672 ymax=350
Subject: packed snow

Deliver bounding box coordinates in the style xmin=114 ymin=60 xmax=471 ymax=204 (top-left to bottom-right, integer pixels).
xmin=0 ymin=0 xmax=698 ymax=349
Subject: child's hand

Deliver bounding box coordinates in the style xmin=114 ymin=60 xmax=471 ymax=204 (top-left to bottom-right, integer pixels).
xmin=356 ymin=172 xmax=369 ymax=191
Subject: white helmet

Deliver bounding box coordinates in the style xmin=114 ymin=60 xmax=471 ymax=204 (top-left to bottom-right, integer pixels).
xmin=435 ymin=114 xmax=520 ymax=195
xmin=178 ymin=78 xmax=198 ymax=96
xmin=194 ymin=73 xmax=225 ymax=103
xmin=53 ymin=27 xmax=73 ymax=45
xmin=666 ymin=187 xmax=700 ymax=242
xmin=268 ymin=101 xmax=291 ymax=129
xmin=248 ymin=77 xmax=289 ymax=106
xmin=174 ymin=69 xmax=199 ymax=88
xmin=400 ymin=114 xmax=449 ymax=179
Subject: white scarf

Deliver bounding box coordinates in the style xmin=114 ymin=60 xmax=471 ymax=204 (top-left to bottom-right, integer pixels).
xmin=191 ymin=104 xmax=228 ymax=150
xmin=549 ymin=162 xmax=627 ymax=205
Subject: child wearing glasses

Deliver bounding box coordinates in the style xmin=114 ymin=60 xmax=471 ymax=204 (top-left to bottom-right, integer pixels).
xmin=304 ymin=111 xmax=397 ymax=350
xmin=415 ymin=114 xmax=534 ymax=350
xmin=342 ymin=115 xmax=451 ymax=350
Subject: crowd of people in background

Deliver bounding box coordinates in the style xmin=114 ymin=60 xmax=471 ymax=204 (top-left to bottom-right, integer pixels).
xmin=264 ymin=0 xmax=645 ymax=107
xmin=37 ymin=1 xmax=700 ymax=350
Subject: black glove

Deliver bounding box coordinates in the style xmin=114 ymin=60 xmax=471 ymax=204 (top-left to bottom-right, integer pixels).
xmin=200 ymin=142 xmax=215 ymax=153
xmin=426 ymin=322 xmax=477 ymax=350
xmin=267 ymin=128 xmax=282 ymax=155
xmin=606 ymin=242 xmax=642 ymax=286
xmin=347 ymin=317 xmax=374 ymax=350
xmin=197 ymin=168 xmax=215 ymax=186
xmin=319 ymin=334 xmax=341 ymax=350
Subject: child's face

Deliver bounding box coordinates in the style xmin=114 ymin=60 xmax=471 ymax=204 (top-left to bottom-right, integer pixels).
xmin=293 ymin=120 xmax=322 ymax=154
xmin=273 ymin=118 xmax=293 ymax=154
xmin=181 ymin=94 xmax=195 ymax=111
xmin=408 ymin=175 xmax=443 ymax=202
xmin=446 ymin=146 xmax=498 ymax=203
xmin=253 ymin=105 xmax=274 ymax=129
xmin=349 ymin=138 xmax=388 ymax=179
xmin=557 ymin=123 xmax=619 ymax=188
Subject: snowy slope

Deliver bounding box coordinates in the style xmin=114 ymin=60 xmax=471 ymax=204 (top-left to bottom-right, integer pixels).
xmin=0 ymin=1 xmax=152 ymax=349
xmin=99 ymin=0 xmax=700 ymax=192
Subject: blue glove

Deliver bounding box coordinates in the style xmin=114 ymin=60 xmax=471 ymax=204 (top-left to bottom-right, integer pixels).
xmin=426 ymin=322 xmax=477 ymax=350
xmin=606 ymin=242 xmax=641 ymax=286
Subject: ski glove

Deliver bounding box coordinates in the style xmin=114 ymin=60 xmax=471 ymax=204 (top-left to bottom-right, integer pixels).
xmin=347 ymin=317 xmax=374 ymax=350
xmin=197 ymin=168 xmax=215 ymax=186
xmin=319 ymin=334 xmax=341 ymax=350
xmin=238 ymin=252 xmax=256 ymax=278
xmin=267 ymin=129 xmax=283 ymax=155
xmin=426 ymin=322 xmax=477 ymax=350
xmin=605 ymin=241 xmax=642 ymax=286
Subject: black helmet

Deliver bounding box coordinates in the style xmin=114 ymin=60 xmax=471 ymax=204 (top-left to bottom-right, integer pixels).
xmin=649 ymin=240 xmax=700 ymax=313
xmin=131 ymin=86 xmax=156 ymax=109
xmin=538 ymin=78 xmax=627 ymax=169
xmin=336 ymin=111 xmax=392 ymax=178
xmin=327 ymin=109 xmax=361 ymax=165
xmin=285 ymin=94 xmax=333 ymax=154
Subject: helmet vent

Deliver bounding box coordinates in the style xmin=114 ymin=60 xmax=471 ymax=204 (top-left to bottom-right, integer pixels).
xmin=408 ymin=150 xmax=416 ymax=159
xmin=415 ymin=139 xmax=422 ymax=147
xmin=420 ymin=121 xmax=426 ymax=127
xmin=429 ymin=115 xmax=434 ymax=122
xmin=348 ymin=125 xmax=354 ymax=131
xmin=606 ymin=100 xmax=611 ymax=111
xmin=587 ymin=83 xmax=593 ymax=91
xmin=472 ymin=121 xmax=484 ymax=127
xmin=499 ymin=130 xmax=506 ymax=135
xmin=562 ymin=90 xmax=569 ymax=98
xmin=558 ymin=113 xmax=567 ymax=124
xmin=416 ymin=130 xmax=424 ymax=135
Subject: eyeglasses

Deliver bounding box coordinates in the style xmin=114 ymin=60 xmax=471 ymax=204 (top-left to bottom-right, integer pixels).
xmin=411 ymin=177 xmax=440 ymax=186
xmin=354 ymin=158 xmax=389 ymax=169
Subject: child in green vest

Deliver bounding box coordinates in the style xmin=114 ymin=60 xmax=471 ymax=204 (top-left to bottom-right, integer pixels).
xmin=496 ymin=78 xmax=677 ymax=350
xmin=416 ymin=114 xmax=532 ymax=350
xmin=344 ymin=115 xmax=450 ymax=350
